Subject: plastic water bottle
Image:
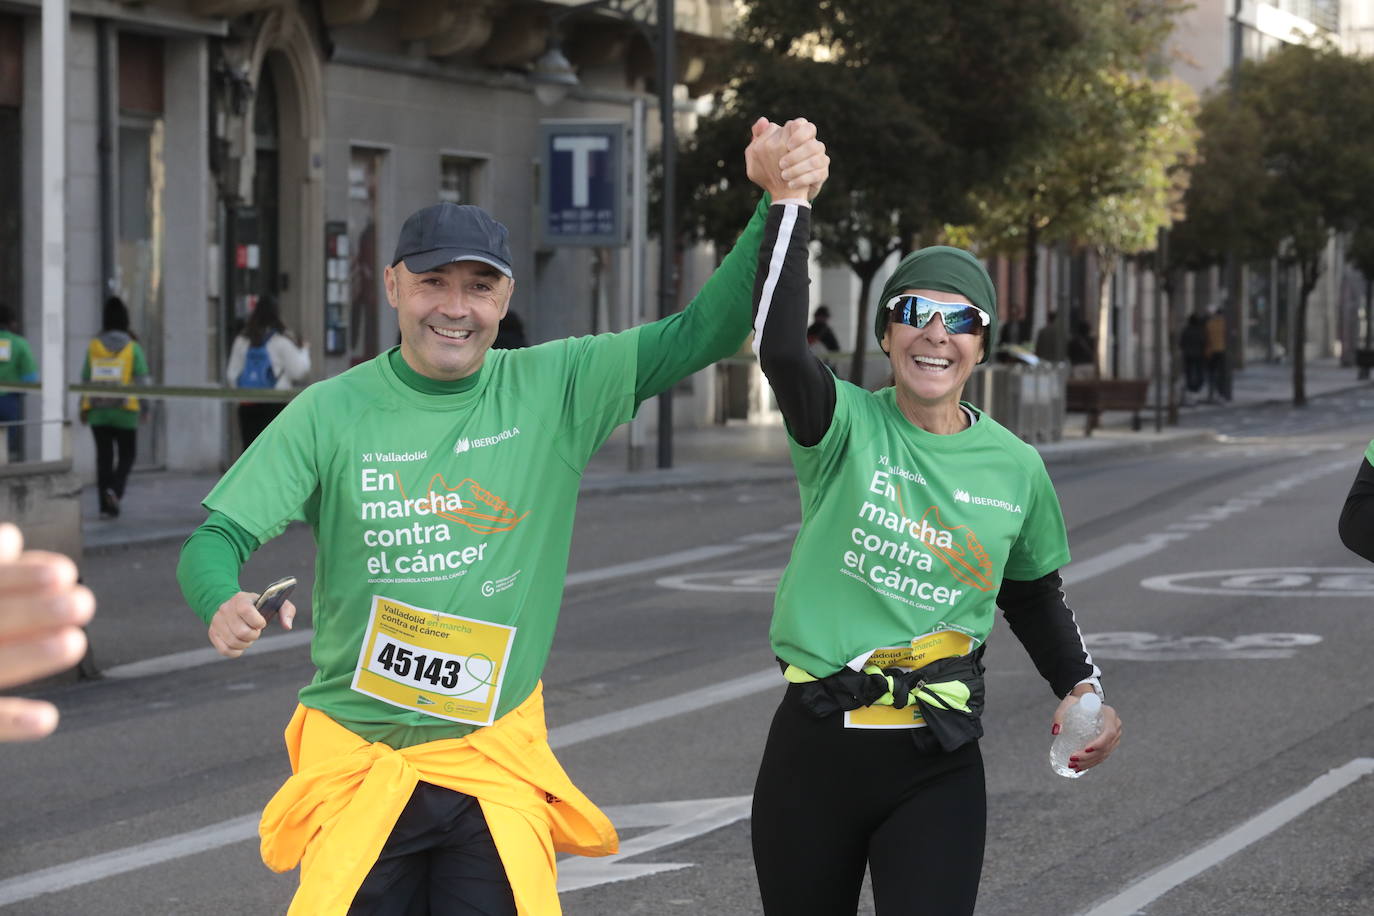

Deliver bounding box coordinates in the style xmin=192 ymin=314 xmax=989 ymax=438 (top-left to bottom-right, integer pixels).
xmin=1050 ymin=693 xmax=1102 ymax=779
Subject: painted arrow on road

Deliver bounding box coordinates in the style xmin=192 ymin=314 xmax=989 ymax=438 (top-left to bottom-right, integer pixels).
xmin=557 ymin=795 xmax=753 ymax=892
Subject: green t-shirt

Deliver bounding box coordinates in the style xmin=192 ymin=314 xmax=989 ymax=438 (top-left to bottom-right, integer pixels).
xmin=0 ymin=330 xmax=37 ymax=385
xmin=203 ymin=336 xmax=645 ymax=745
xmin=770 ymin=382 xmax=1072 ymax=676
xmin=1366 ymin=439 xmax=1373 ymax=465
xmin=188 ymin=196 xmax=767 ymax=748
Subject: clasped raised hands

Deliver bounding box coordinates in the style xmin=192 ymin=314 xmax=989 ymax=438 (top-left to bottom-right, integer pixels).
xmin=745 ymin=117 xmax=830 ymax=202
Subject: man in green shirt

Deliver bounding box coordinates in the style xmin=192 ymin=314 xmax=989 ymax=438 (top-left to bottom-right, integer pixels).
xmin=0 ymin=304 xmax=38 ymax=462
xmin=177 ymin=120 xmax=829 ymax=913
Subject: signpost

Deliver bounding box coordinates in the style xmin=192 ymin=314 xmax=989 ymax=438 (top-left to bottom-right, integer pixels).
xmin=539 ymin=120 xmax=626 ymax=247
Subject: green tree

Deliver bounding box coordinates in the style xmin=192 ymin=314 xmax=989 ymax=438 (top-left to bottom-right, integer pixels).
xmin=964 ymin=0 xmax=1191 ymax=368
xmin=1171 ymin=43 xmax=1374 ymax=405
xmin=677 ymin=0 xmax=1084 ymax=384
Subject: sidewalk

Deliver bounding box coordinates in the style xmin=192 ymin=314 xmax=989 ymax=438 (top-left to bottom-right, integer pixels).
xmin=80 ymin=357 xmax=1369 ymax=553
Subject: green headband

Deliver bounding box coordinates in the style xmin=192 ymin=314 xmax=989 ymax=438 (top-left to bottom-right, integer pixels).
xmin=874 ymin=246 xmax=998 ymax=364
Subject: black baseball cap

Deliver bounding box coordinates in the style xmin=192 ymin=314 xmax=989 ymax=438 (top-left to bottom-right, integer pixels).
xmin=391 ymin=202 xmax=513 ymax=278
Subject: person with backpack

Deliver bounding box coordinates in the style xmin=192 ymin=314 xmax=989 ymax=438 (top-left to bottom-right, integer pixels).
xmin=80 ymin=297 xmax=150 ymax=518
xmin=225 ymin=295 xmax=311 ymax=450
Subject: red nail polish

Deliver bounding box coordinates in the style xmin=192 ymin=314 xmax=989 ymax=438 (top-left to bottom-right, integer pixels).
xmin=1052 ymin=724 xmax=1061 ymax=735
xmin=1069 ymin=756 xmax=1079 ymax=763
xmin=1085 ymin=747 xmax=1096 ymax=753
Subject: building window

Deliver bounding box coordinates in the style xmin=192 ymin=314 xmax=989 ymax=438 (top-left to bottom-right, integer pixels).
xmin=117 ymin=31 xmax=166 ymax=375
xmin=348 ymin=148 xmax=385 ymax=362
xmin=439 ymin=155 xmax=483 ymax=206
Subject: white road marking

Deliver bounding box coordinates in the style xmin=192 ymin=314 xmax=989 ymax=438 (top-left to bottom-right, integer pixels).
xmin=1079 ymin=758 xmax=1374 ymax=916
xmin=547 ymin=670 xmax=780 ymax=749
xmin=656 ymin=568 xmax=782 ymax=593
xmin=0 ymin=816 xmax=261 ymax=907
xmin=1063 ymin=457 xmax=1350 ymax=587
xmin=564 ymin=544 xmax=752 ymax=587
xmin=103 ymin=630 xmax=315 ymax=679
xmin=1084 ymin=631 xmax=1322 ymax=661
xmin=558 ymin=796 xmax=754 ymax=892
xmin=1140 ymin=567 xmax=1374 ymax=598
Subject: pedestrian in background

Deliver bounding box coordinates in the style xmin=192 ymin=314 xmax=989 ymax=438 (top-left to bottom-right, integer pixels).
xmin=226 ymin=295 xmax=311 ymax=449
xmin=1339 ymin=439 xmax=1374 ymax=562
xmin=80 ymin=296 xmax=149 ymax=519
xmin=1033 ymin=310 xmax=1062 ymax=363
xmin=1068 ymin=318 xmax=1097 ymax=379
xmin=1204 ymin=305 xmax=1228 ymax=403
xmin=1179 ymin=312 xmax=1207 ymax=406
xmin=744 ymin=124 xmax=1119 ymax=916
xmin=806 ymin=305 xmax=841 ymax=372
xmin=0 ymin=303 xmax=38 ymax=462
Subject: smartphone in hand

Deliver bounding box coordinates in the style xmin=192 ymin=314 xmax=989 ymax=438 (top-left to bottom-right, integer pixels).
xmin=255 ymin=576 xmax=297 ymax=625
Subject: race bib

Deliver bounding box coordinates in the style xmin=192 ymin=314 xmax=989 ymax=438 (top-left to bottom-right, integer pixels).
xmin=351 ymin=595 xmax=515 ymax=726
xmin=844 ymin=630 xmax=974 ymax=729
xmin=90 ymin=360 xmax=123 ymax=382
xmin=0 ymin=339 xmax=11 ymax=361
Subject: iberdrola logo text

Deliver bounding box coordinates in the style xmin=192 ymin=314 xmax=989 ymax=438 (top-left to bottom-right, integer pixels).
xmin=455 ymin=426 xmax=520 ymax=455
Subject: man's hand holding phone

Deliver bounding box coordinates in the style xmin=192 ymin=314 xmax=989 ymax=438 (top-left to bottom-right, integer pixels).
xmin=208 ymin=576 xmax=296 ymax=658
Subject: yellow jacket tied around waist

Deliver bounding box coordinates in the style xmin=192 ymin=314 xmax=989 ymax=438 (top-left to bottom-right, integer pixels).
xmin=259 ymin=683 xmax=617 ymax=915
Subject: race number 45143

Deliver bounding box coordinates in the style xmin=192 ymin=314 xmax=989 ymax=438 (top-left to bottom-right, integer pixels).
xmin=365 ymin=632 xmax=492 ymax=698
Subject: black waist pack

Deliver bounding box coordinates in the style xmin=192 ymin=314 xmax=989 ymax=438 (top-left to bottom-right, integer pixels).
xmin=787 ymin=646 xmax=987 ymax=753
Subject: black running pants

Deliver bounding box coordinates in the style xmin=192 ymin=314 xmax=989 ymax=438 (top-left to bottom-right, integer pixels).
xmin=91 ymin=425 xmax=136 ymax=503
xmin=752 ymin=685 xmax=986 ymax=916
xmin=349 ymin=781 xmax=517 ymax=916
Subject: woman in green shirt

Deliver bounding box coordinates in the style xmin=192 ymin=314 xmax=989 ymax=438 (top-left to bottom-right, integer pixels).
xmin=744 ymin=128 xmax=1122 ymax=916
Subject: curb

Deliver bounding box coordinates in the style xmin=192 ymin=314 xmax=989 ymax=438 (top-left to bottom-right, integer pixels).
xmin=83 ymin=524 xmax=201 ymax=555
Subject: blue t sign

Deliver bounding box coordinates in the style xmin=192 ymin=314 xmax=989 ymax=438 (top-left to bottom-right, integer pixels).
xmin=540 ymin=121 xmax=626 ymax=247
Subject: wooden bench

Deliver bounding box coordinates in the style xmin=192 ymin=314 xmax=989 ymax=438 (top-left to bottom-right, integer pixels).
xmin=1065 ymin=379 xmax=1150 ymax=436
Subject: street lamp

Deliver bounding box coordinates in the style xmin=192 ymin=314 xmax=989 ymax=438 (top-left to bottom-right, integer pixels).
xmin=531 ymin=0 xmax=679 ymax=469
xmin=530 ymin=45 xmax=579 ymax=106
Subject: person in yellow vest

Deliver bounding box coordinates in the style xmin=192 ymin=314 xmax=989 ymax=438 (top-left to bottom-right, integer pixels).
xmin=80 ymin=297 xmax=149 ymax=518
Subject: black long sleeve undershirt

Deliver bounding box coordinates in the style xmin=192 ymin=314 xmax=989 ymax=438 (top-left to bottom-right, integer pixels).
xmin=750 ymin=203 xmax=835 ymax=447
xmin=997 ymin=572 xmax=1101 ymax=699
xmin=1339 ymin=458 xmax=1374 ymax=562
xmin=750 ymin=204 xmax=1101 ymax=697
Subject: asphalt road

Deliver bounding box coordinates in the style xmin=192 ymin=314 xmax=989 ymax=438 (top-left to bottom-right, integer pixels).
xmin=2 ymin=390 xmax=1371 ymax=915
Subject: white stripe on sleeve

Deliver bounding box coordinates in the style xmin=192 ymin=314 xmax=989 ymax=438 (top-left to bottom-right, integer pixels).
xmin=752 ymin=203 xmax=801 ymax=357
